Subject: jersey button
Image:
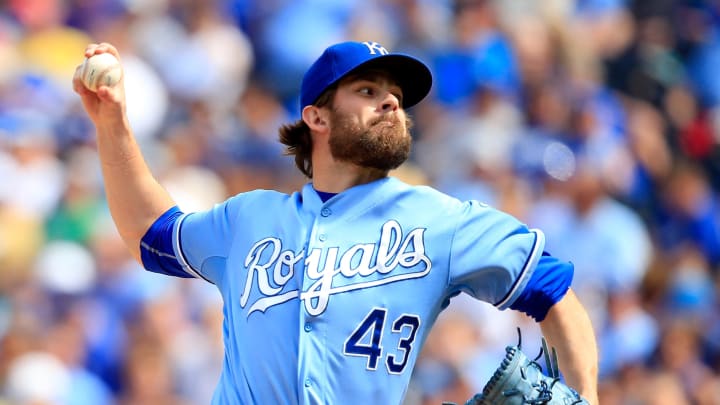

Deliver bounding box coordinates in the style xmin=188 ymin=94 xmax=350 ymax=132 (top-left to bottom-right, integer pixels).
xmin=318 ymin=234 xmax=327 ymax=242
xmin=304 ymin=323 xmax=312 ymax=332
xmin=320 ymin=208 xmax=332 ymax=217
xmin=304 ymin=378 xmax=312 ymax=387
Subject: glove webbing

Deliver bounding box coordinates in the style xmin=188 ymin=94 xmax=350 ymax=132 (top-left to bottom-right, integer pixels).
xmin=463 ymin=328 xmax=584 ymax=405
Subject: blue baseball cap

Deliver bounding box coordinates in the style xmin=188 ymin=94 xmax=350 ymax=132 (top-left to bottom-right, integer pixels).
xmin=300 ymin=41 xmax=432 ymax=110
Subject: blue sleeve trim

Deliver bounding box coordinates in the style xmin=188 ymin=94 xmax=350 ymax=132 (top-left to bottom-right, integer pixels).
xmin=509 ymin=252 xmax=573 ymax=322
xmin=140 ymin=206 xmax=195 ymax=279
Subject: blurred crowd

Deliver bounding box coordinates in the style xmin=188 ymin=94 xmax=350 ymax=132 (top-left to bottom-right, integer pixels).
xmin=0 ymin=0 xmax=719 ymax=404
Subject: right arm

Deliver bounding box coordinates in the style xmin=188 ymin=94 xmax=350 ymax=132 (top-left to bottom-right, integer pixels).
xmin=73 ymin=43 xmax=175 ymax=263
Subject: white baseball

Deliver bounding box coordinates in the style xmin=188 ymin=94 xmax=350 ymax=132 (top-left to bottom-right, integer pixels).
xmin=81 ymin=53 xmax=123 ymax=92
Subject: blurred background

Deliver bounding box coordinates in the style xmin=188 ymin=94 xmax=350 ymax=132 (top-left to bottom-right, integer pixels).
xmin=0 ymin=0 xmax=719 ymax=403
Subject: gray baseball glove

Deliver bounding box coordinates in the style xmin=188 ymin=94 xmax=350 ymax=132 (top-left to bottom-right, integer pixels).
xmin=445 ymin=329 xmax=589 ymax=405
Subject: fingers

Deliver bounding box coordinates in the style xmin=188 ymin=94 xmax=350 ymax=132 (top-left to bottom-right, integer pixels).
xmin=76 ymin=42 xmax=124 ymax=95
xmin=72 ymin=64 xmax=87 ymax=95
xmin=74 ymin=42 xmax=126 ymax=118
xmin=96 ymin=86 xmax=121 ymax=103
xmin=84 ymin=42 xmax=121 ymax=61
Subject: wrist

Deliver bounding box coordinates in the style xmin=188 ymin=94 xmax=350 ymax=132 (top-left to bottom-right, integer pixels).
xmin=96 ymin=116 xmax=132 ymax=138
xmin=581 ymin=392 xmax=599 ymax=405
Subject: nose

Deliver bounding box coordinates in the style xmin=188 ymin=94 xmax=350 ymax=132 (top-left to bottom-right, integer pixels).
xmin=380 ymin=92 xmax=400 ymax=113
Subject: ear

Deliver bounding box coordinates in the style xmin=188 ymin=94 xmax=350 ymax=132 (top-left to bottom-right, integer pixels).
xmin=302 ymin=105 xmax=330 ymax=134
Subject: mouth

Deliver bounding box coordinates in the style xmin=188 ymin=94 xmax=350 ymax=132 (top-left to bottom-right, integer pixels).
xmin=369 ymin=113 xmax=400 ymax=127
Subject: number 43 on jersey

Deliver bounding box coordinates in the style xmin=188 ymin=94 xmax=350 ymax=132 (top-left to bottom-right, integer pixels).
xmin=343 ymin=307 xmax=421 ymax=374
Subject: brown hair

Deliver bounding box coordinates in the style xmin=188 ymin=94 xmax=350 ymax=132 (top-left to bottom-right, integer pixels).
xmin=279 ymin=86 xmax=337 ymax=178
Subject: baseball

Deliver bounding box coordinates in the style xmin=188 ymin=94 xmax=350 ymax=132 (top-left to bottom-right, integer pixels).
xmin=80 ymin=53 xmax=122 ymax=92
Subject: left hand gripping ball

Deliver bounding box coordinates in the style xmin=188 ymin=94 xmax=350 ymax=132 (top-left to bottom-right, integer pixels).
xmin=81 ymin=53 xmax=122 ymax=92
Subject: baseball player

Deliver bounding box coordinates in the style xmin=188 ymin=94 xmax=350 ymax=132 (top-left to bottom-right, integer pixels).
xmin=73 ymin=40 xmax=599 ymax=405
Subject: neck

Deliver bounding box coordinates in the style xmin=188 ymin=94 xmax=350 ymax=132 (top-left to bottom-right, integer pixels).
xmin=311 ymin=150 xmax=388 ymax=193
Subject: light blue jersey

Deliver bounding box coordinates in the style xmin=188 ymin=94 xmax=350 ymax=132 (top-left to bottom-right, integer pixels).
xmin=151 ymin=177 xmax=545 ymax=404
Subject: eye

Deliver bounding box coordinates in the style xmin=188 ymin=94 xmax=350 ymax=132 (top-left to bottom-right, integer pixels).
xmin=358 ymin=87 xmax=375 ymax=96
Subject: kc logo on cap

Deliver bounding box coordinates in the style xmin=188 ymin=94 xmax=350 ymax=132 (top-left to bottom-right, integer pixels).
xmin=362 ymin=41 xmax=389 ymax=55
xmin=300 ymin=41 xmax=432 ymax=110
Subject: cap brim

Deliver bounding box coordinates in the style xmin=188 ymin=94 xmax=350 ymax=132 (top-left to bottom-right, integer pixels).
xmin=343 ymin=54 xmax=433 ymax=108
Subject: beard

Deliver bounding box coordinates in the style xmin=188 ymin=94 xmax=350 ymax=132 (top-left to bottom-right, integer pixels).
xmin=328 ymin=109 xmax=413 ymax=172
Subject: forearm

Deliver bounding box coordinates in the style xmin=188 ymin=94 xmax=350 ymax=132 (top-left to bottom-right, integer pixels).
xmin=539 ymin=288 xmax=599 ymax=405
xmin=96 ymin=118 xmax=176 ymax=262
xmin=73 ymin=43 xmax=177 ymax=263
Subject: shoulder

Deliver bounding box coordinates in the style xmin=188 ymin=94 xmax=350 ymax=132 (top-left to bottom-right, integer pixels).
xmin=384 ymin=179 xmax=507 ymax=230
xmin=388 ymin=177 xmax=464 ymax=206
xmin=210 ymin=189 xmax=295 ymax=219
xmin=402 ymin=181 xmax=494 ymax=215
xmin=228 ymin=189 xmax=294 ymax=204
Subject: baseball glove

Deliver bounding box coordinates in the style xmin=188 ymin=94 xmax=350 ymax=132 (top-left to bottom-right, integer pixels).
xmin=445 ymin=329 xmax=589 ymax=405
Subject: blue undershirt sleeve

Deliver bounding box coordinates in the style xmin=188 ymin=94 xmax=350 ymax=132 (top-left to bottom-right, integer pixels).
xmin=509 ymin=252 xmax=573 ymax=322
xmin=140 ymin=206 xmax=194 ymax=278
